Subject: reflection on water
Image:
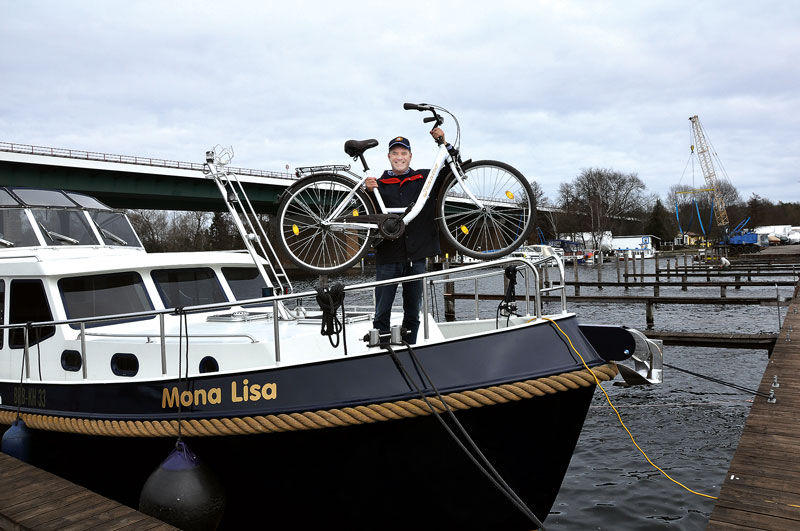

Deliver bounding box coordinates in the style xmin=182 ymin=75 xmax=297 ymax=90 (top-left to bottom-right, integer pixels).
xmin=293 ymin=258 xmax=788 ymax=529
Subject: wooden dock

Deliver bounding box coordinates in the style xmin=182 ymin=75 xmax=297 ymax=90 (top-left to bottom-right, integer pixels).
xmin=707 ymin=284 xmax=800 ymax=530
xmin=0 ymin=453 xmax=176 ymax=531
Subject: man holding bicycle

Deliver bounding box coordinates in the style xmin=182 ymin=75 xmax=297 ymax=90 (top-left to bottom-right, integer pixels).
xmin=365 ymin=127 xmax=445 ymax=344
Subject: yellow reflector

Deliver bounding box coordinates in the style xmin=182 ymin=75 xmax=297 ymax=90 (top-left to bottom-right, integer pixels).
xmin=292 ymin=224 xmax=299 ymax=236
xmin=352 ymin=209 xmax=359 ymax=216
xmin=505 ymin=190 xmax=514 ymax=200
xmin=460 ymin=225 xmax=469 ymax=235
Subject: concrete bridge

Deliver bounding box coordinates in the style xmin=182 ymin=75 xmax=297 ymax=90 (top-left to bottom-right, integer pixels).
xmin=0 ymin=141 xmax=296 ymax=212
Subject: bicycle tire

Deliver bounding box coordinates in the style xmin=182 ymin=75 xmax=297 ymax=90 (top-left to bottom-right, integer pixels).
xmin=436 ymin=160 xmax=535 ymax=259
xmin=276 ymin=173 xmax=376 ymax=274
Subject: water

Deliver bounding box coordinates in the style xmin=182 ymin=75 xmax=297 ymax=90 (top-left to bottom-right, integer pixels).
xmin=298 ymin=257 xmax=793 ymax=529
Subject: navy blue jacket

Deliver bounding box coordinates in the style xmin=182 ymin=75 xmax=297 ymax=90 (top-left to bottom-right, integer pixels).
xmin=372 ymin=168 xmax=442 ymax=264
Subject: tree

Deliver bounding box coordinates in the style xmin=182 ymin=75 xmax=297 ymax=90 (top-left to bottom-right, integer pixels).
xmin=643 ymin=198 xmax=673 ymax=247
xmin=558 ymin=168 xmax=647 ymax=249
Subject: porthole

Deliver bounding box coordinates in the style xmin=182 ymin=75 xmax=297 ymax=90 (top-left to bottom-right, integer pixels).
xmin=110 ymin=353 xmax=139 ymax=377
xmin=199 ymin=356 xmax=219 ymax=374
xmin=61 ymin=350 xmax=82 ymax=372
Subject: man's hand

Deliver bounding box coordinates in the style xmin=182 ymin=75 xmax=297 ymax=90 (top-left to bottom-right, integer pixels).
xmin=365 ymin=176 xmax=378 ymax=191
xmin=430 ymin=127 xmax=445 ymax=144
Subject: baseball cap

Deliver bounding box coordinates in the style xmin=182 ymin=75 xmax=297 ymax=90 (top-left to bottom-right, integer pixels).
xmin=388 ymin=136 xmax=411 ymax=151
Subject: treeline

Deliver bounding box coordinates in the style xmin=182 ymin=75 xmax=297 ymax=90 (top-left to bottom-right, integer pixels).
xmin=127 ymin=170 xmax=799 ymax=253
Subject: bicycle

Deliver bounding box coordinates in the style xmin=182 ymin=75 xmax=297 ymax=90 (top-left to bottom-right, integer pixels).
xmin=276 ymin=103 xmax=536 ymax=274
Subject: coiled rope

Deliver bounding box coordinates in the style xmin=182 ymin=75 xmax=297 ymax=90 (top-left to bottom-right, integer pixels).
xmin=0 ymin=363 xmax=617 ymax=438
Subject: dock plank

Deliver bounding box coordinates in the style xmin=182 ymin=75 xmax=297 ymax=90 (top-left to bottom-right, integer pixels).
xmin=708 ymin=293 xmax=800 ymax=530
xmin=0 ymin=453 xmax=176 ymax=530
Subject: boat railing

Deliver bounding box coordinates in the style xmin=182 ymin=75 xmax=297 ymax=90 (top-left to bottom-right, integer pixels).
xmin=2 ymin=254 xmax=567 ymax=378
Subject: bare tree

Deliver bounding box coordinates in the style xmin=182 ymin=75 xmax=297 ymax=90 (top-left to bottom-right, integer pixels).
xmin=558 ymin=168 xmax=647 ymax=248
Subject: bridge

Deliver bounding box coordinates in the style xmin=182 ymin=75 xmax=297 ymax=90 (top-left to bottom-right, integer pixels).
xmin=0 ymin=141 xmax=296 ymax=212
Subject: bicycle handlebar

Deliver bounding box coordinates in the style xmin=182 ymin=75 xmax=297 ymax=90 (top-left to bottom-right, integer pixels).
xmin=403 ymin=102 xmax=444 ymax=128
xmin=403 ymin=102 xmax=430 ymax=111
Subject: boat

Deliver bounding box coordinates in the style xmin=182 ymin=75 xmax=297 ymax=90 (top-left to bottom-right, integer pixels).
xmin=0 ymin=154 xmax=661 ymax=529
xmin=510 ymin=243 xmax=563 ymax=265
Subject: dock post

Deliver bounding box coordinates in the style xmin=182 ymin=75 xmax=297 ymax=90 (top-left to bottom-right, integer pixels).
xmin=615 ymin=253 xmax=620 ymax=283
xmin=654 ymin=282 xmax=660 ymax=297
xmin=646 ymin=300 xmax=654 ymax=329
xmin=721 ymin=285 xmax=727 ymax=298
xmin=624 ymin=254 xmax=629 ymax=291
xmin=597 ymin=251 xmax=603 ymax=290
xmin=735 ymin=275 xmax=741 ymax=290
xmin=655 ymin=254 xmax=660 ymax=283
xmin=682 ymin=273 xmax=688 ymax=291
xmin=683 ymin=253 xmax=688 ymax=268
xmin=573 ymin=256 xmax=578 ymax=282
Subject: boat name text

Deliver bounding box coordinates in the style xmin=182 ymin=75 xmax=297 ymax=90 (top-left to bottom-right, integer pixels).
xmin=161 ymin=379 xmax=277 ymax=409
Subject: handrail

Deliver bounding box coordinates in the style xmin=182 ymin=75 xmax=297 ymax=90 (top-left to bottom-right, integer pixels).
xmin=4 ymin=256 xmax=568 ymax=376
xmin=0 ymin=141 xmax=295 ymax=181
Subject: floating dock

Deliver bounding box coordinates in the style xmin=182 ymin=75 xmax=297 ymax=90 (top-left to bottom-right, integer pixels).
xmin=707 ymin=281 xmax=800 ymax=530
xmin=0 ymin=453 xmax=176 ymax=530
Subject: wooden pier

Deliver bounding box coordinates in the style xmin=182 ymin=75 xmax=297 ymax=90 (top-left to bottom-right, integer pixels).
xmin=707 ymin=284 xmax=800 ymax=530
xmin=0 ymin=453 xmax=176 ymax=531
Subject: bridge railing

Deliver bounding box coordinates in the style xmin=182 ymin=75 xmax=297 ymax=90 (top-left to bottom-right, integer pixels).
xmin=0 ymin=141 xmax=295 ymax=180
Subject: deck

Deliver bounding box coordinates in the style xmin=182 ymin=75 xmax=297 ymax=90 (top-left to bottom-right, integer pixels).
xmin=707 ymin=281 xmax=800 ymax=530
xmin=0 ymin=453 xmax=176 ymax=531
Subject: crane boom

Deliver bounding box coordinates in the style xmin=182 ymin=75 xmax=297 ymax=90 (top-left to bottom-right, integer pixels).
xmin=689 ymin=115 xmax=729 ymax=231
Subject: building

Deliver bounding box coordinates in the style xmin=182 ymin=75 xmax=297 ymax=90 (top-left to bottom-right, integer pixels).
xmin=611 ymin=235 xmax=660 ymax=259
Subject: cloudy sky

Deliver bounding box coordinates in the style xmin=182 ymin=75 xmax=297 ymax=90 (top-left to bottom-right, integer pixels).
xmin=2 ymin=1 xmax=799 ymax=207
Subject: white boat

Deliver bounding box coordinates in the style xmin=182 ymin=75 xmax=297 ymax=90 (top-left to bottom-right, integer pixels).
xmin=0 ymin=155 xmax=661 ymax=529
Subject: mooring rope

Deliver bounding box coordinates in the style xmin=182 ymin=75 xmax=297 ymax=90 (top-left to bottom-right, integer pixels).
xmin=0 ymin=363 xmax=617 ymax=438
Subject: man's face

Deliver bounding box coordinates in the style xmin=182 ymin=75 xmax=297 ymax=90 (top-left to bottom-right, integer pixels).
xmin=388 ymin=146 xmax=412 ymax=174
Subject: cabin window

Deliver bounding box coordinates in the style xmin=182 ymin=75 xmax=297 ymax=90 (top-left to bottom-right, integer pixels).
xmin=89 ymin=211 xmax=142 ymax=247
xmin=31 ymin=209 xmax=99 ymax=246
xmin=0 ymin=209 xmax=40 ymax=247
xmin=61 ymin=350 xmax=82 ymax=372
xmin=59 ymin=272 xmax=154 ymax=328
xmin=0 ymin=280 xmax=4 ymax=349
xmin=11 ymin=188 xmax=75 ymax=207
xmin=199 ymin=356 xmax=219 ymax=374
xmin=110 ymin=353 xmax=139 ymax=377
xmin=9 ymin=279 xmax=55 ymax=348
xmin=222 ymin=267 xmax=272 ymax=307
xmin=151 ymin=268 xmax=228 ymax=309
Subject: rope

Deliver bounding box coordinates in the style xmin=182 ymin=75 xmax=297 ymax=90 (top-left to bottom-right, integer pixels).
xmin=316 ymin=282 xmax=347 ymax=353
xmin=0 ymin=363 xmax=618 ymax=438
xmin=663 ymin=362 xmax=770 ymax=398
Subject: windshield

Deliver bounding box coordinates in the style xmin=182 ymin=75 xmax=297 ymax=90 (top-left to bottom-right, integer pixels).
xmin=90 ymin=211 xmax=141 ymax=247
xmin=59 ymin=272 xmax=154 ymax=326
xmin=0 ymin=208 xmax=39 ymax=247
xmin=31 ymin=209 xmax=99 ymax=246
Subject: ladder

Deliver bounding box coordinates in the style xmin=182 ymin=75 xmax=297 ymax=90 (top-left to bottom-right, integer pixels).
xmin=203 ymin=147 xmax=294 ymax=299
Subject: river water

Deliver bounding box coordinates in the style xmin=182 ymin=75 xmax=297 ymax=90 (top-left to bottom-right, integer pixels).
xmin=296 ymin=256 xmax=793 ymax=530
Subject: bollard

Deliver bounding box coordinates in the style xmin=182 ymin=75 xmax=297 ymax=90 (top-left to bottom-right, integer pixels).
xmin=767 ymin=389 xmax=777 ymax=404
xmin=772 ymin=375 xmax=780 ymax=388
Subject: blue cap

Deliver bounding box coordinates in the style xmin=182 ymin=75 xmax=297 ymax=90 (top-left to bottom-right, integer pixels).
xmin=388 ymin=136 xmax=411 ymax=151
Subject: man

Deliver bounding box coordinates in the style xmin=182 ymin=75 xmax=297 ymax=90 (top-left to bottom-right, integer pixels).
xmin=365 ymin=127 xmax=445 ymax=343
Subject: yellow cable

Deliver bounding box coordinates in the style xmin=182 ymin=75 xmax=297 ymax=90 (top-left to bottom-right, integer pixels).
xmin=539 ymin=317 xmax=718 ymax=500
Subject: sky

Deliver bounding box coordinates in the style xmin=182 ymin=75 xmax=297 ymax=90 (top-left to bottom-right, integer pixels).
xmin=2 ymin=1 xmax=799 ymax=207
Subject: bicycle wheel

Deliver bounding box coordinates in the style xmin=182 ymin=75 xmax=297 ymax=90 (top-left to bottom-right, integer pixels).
xmin=277 ymin=174 xmax=376 ymax=274
xmin=437 ymin=160 xmax=535 ymax=259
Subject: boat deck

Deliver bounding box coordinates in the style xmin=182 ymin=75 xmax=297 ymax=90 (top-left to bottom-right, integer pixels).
xmin=0 ymin=453 xmax=176 ymax=530
xmin=707 ymin=281 xmax=800 ymax=530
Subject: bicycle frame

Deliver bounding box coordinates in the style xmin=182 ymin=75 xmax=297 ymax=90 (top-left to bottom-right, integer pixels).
xmin=320 ymin=141 xmax=485 ymax=229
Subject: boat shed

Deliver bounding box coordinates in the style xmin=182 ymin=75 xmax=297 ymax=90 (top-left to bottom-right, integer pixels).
xmin=611 ymin=235 xmax=660 ymax=258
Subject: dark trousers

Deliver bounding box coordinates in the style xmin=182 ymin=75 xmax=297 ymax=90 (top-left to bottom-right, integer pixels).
xmin=373 ymin=261 xmax=426 ymax=343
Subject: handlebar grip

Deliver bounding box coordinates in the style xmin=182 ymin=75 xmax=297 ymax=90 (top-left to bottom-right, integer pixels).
xmin=403 ymin=102 xmax=421 ymax=111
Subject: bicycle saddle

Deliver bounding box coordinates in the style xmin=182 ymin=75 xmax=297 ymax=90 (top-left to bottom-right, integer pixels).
xmin=344 ymin=139 xmax=379 ymax=158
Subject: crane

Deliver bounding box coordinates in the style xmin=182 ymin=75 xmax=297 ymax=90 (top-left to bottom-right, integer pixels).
xmin=688 ymin=115 xmax=729 ymax=237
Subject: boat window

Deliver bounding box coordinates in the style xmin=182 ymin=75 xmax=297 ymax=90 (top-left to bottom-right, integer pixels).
xmin=11 ymin=189 xmax=76 ymax=207
xmin=110 ymin=353 xmax=139 ymax=377
xmin=31 ymin=209 xmax=99 ymax=246
xmin=0 ymin=280 xmax=4 ymax=349
xmin=90 ymin=211 xmax=141 ymax=247
xmin=9 ymin=279 xmax=55 ymax=349
xmin=65 ymin=192 xmax=111 ymax=210
xmin=222 ymin=267 xmax=271 ymax=306
xmin=61 ymin=350 xmax=82 ymax=372
xmin=59 ymin=272 xmax=154 ymax=328
xmin=0 ymin=189 xmax=21 ymax=206
xmin=0 ymin=209 xmax=40 ymax=247
xmin=151 ymin=268 xmax=228 ymax=309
